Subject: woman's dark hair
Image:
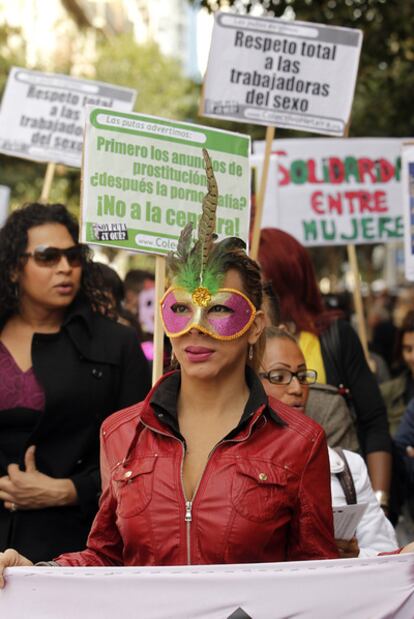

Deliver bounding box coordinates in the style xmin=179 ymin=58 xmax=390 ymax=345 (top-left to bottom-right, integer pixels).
xmin=394 ymin=310 xmax=414 ymax=369
xmin=92 ymin=262 xmax=125 ymax=312
xmin=124 ymin=269 xmax=155 ymax=295
xmin=220 ymin=246 xmax=263 ymax=311
xmin=0 ymin=202 xmax=108 ymax=320
xmin=213 ymin=243 xmax=264 ymax=370
xmin=91 ymin=262 xmax=144 ymax=340
xmin=399 ymin=310 xmax=414 ymax=337
xmin=258 ymin=228 xmax=341 ymax=335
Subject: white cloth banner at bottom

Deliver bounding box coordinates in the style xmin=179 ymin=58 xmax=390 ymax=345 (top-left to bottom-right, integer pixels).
xmin=1 ymin=555 xmax=414 ymax=619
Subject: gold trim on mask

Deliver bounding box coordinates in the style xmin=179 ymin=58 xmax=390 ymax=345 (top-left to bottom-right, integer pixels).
xmin=160 ymin=286 xmax=257 ymax=341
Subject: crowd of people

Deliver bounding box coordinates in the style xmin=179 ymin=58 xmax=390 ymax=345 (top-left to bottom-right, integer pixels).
xmin=1 ymin=176 xmax=414 ymax=585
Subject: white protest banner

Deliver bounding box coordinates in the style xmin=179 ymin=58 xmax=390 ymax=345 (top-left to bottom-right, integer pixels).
xmin=253 ymin=138 xmax=405 ymax=246
xmin=3 ymin=555 xmax=414 ymax=619
xmin=0 ymin=67 xmax=136 ymax=168
xmin=201 ymin=12 xmax=362 ymax=136
xmin=80 ymin=109 xmax=250 ymax=254
xmin=402 ymin=143 xmax=414 ymax=281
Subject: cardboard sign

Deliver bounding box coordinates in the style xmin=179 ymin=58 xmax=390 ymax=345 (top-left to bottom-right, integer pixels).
xmin=81 ymin=109 xmax=250 ymax=254
xmin=0 ymin=67 xmax=136 ymax=167
xmin=201 ymin=12 xmax=362 ymax=136
xmin=402 ymin=144 xmax=414 ymax=280
xmin=253 ymin=138 xmax=405 ymax=246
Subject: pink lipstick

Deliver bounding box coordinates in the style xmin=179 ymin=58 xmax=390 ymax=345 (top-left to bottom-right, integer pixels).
xmin=184 ymin=346 xmax=214 ymax=363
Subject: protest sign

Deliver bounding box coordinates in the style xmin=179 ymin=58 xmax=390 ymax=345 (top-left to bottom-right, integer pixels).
xmin=253 ymin=138 xmax=405 ymax=246
xmin=201 ymin=12 xmax=362 ymax=136
xmin=402 ymin=143 xmax=414 ymax=281
xmin=3 ymin=555 xmax=414 ymax=619
xmin=80 ymin=108 xmax=250 ymax=254
xmin=0 ymin=67 xmax=136 ymax=168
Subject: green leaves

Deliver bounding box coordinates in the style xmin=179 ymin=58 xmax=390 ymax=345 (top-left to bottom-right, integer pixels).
xmin=94 ymin=35 xmax=198 ymax=121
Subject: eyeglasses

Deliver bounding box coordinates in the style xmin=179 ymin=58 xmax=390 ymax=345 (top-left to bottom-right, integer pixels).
xmin=21 ymin=245 xmax=84 ymax=267
xmin=259 ymin=369 xmax=317 ymax=385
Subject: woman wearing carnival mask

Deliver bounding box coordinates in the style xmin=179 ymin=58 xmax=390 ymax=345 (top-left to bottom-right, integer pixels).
xmin=0 ymin=150 xmax=337 ymax=582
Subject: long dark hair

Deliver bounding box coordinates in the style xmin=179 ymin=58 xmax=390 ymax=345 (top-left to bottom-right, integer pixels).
xmin=0 ymin=202 xmax=108 ymax=321
xmin=393 ymin=310 xmax=414 ymax=372
xmin=91 ymin=262 xmax=144 ymax=340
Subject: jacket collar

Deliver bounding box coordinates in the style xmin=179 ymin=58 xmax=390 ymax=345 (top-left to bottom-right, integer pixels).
xmin=61 ymin=297 xmax=115 ymax=364
xmin=62 ymin=295 xmax=94 ymax=337
xmin=142 ymin=366 xmax=286 ymax=441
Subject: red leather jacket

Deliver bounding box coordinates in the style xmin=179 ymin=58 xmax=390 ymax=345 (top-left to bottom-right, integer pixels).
xmin=56 ymin=372 xmax=337 ymax=566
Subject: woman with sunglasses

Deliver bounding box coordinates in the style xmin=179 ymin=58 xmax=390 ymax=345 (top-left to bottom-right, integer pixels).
xmin=260 ymin=326 xmax=397 ymax=558
xmin=0 ymin=154 xmax=337 ymax=580
xmin=0 ymin=202 xmax=151 ymax=563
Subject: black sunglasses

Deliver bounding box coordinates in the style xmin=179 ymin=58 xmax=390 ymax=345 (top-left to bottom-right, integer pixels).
xmin=21 ymin=245 xmax=84 ymax=267
xmin=259 ymin=369 xmax=318 ymax=385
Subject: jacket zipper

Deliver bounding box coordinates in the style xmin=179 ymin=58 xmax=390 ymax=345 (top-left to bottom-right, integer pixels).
xmin=140 ymin=421 xmax=195 ymax=564
xmin=141 ymin=408 xmax=266 ymax=565
xmin=185 ymin=500 xmax=193 ymax=565
xmin=180 ymin=440 xmax=223 ymax=566
xmin=180 ymin=414 xmax=265 ymax=565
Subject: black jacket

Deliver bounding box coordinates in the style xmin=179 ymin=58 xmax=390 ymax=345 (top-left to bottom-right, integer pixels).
xmin=320 ymin=319 xmax=391 ymax=456
xmin=0 ymin=299 xmax=151 ymax=562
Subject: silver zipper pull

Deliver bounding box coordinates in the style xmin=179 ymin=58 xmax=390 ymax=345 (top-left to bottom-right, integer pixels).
xmin=185 ymin=500 xmax=192 ymax=522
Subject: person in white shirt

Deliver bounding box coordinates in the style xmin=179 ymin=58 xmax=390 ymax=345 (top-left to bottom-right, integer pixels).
xmin=328 ymin=446 xmax=397 ymax=557
xmin=259 ymin=326 xmax=397 ymax=558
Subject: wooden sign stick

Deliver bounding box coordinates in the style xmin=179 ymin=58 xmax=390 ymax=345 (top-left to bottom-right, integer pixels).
xmin=250 ymin=125 xmax=275 ymax=261
xmin=40 ymin=162 xmax=56 ymax=202
xmin=152 ymin=255 xmax=166 ymax=385
xmin=347 ymin=243 xmax=371 ymax=364
xmin=341 ymin=122 xmax=371 ymax=366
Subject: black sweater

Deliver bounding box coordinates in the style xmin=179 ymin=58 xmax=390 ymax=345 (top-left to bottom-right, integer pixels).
xmin=0 ymin=299 xmax=151 ymax=562
xmin=320 ymin=319 xmax=391 ymax=456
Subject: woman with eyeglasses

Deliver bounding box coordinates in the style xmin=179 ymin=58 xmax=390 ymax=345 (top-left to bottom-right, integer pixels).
xmin=259 ymin=228 xmax=392 ymax=515
xmin=260 ymin=326 xmax=398 ymax=558
xmin=0 ymin=202 xmax=151 ymax=563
